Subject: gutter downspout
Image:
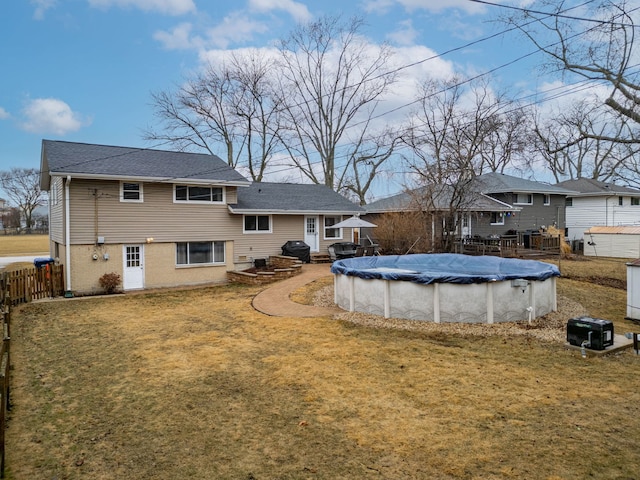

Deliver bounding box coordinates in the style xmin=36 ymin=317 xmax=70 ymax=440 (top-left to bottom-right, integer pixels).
xmin=65 ymin=176 xmax=72 ymax=294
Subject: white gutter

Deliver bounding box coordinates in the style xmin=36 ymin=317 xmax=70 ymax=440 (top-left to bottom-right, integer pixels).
xmin=49 ymin=171 xmax=251 ymax=187
xmin=227 ymin=206 xmax=364 ymax=215
xmin=65 ymin=175 xmax=72 ymax=293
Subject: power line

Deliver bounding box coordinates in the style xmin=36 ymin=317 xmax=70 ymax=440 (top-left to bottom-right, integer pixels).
xmin=22 ymin=1 xmax=639 ymax=195
xmin=468 ymin=0 xmax=640 ymax=27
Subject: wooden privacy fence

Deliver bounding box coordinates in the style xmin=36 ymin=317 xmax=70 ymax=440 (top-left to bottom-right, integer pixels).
xmin=0 ymin=263 xmax=64 ymax=477
xmin=2 ymin=264 xmax=65 ymax=305
xmin=0 ymin=277 xmax=11 ymax=478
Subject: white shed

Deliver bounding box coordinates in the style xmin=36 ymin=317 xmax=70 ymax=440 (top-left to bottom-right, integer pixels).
xmin=627 ymin=259 xmax=640 ymax=321
xmin=583 ymin=226 xmax=640 ymax=258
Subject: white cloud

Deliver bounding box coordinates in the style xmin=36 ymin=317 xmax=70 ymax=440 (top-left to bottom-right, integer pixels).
xmin=387 ymin=19 xmax=419 ymax=46
xmin=364 ymin=0 xmax=486 ymax=14
xmin=154 ymin=22 xmax=203 ymax=50
xmin=248 ymin=0 xmax=312 ymax=23
xmin=20 ymin=98 xmax=88 ymax=135
xmin=0 ymin=107 xmax=9 ymax=120
xmin=154 ymin=10 xmax=270 ymax=51
xmin=204 ymin=12 xmax=269 ymax=49
xmin=88 ymin=0 xmax=196 ymax=16
xmin=31 ymin=0 xmax=56 ymax=20
xmin=363 ymin=0 xmax=395 ymax=14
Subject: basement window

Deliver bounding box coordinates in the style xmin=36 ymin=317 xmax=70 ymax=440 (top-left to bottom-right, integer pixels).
xmin=176 ymin=241 xmax=225 ymax=265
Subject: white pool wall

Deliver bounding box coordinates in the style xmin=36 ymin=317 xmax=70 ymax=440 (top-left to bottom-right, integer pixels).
xmin=334 ymin=273 xmax=557 ymax=323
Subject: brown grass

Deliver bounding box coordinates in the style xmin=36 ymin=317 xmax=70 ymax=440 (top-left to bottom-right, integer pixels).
xmin=0 ymin=234 xmax=48 ymax=256
xmin=6 ymin=255 xmax=640 ymax=480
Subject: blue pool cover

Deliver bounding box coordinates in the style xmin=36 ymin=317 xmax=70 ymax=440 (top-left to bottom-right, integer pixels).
xmin=330 ymin=253 xmax=560 ymax=285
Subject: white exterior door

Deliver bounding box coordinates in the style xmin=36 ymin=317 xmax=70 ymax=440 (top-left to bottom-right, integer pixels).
xmin=123 ymin=245 xmax=144 ymax=290
xmin=304 ymin=216 xmax=319 ymax=252
xmin=461 ymin=214 xmax=471 ymax=238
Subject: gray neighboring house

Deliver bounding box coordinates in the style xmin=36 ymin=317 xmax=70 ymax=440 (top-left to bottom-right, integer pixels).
xmin=557 ymin=178 xmax=640 ymax=242
xmin=474 ymin=172 xmax=575 ymax=236
xmin=364 ymin=172 xmax=574 ymax=242
xmin=39 ymin=140 xmax=363 ymax=294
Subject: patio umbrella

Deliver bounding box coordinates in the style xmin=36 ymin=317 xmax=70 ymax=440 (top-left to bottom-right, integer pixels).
xmin=330 ymin=216 xmax=377 ymax=229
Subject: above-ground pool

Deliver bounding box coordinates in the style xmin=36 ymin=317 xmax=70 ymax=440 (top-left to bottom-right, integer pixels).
xmin=331 ymin=254 xmax=560 ymax=323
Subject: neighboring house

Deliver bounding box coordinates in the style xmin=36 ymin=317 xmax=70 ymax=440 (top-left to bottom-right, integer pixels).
xmin=364 ymin=172 xmax=573 ymax=241
xmin=557 ymin=178 xmax=640 ymax=242
xmin=39 ymin=140 xmax=363 ymax=295
xmin=473 ymin=172 xmax=574 ymax=235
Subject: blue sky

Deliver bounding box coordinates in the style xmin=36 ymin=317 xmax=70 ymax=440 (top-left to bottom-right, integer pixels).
xmin=1 ymin=0 xmax=558 ymax=199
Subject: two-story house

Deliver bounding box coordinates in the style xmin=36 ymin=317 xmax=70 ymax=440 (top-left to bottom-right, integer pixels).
xmin=473 ymin=172 xmax=575 ymax=236
xmin=40 ymin=140 xmax=363 ymax=295
xmin=363 ymin=172 xmax=574 ymax=243
xmin=557 ymin=178 xmax=640 ymax=242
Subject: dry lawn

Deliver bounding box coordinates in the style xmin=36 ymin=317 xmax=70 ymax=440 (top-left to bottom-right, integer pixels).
xmin=0 ymin=234 xmax=48 ymax=256
xmin=6 ymin=255 xmax=640 ymax=480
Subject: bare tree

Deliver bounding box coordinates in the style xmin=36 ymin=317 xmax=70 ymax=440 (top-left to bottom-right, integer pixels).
xmin=338 ymin=125 xmax=403 ymax=205
xmin=531 ymin=99 xmax=640 ymax=182
xmin=146 ymin=51 xmax=282 ymax=180
xmin=401 ymin=77 xmax=525 ymax=251
xmin=0 ymin=168 xmax=45 ymax=230
xmin=506 ymin=0 xmax=640 ymax=133
xmin=275 ymin=15 xmax=399 ymax=191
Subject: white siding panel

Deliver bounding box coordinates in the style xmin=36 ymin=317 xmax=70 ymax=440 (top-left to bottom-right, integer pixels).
xmin=566 ymin=197 xmax=607 ymax=241
xmin=567 ymin=196 xmax=640 ymax=241
xmin=584 ymin=232 xmax=640 ymax=258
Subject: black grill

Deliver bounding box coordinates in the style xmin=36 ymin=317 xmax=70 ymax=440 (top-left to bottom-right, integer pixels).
xmin=281 ymin=241 xmax=311 ymax=263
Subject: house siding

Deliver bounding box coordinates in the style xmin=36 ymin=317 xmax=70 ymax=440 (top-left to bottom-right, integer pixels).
xmin=49 ymin=176 xmax=65 ymax=244
xmin=486 ymin=193 xmax=565 ymax=233
xmin=233 ymin=214 xmax=353 ymax=265
xmin=567 ymin=196 xmax=640 ymax=241
xmin=583 ymin=231 xmax=640 ymax=258
xmin=68 ymin=241 xmax=233 ymax=294
xmin=68 ymin=179 xmax=239 ymax=244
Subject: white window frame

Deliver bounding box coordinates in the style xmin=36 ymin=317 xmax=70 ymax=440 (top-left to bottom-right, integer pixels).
xmin=323 ymin=216 xmax=343 ymax=240
xmin=514 ymin=193 xmax=533 ymax=205
xmin=490 ymin=211 xmax=505 ymax=225
xmin=50 ymin=181 xmax=59 ymax=206
xmin=121 ymin=182 xmax=143 ymax=202
xmin=243 ymin=215 xmax=272 ymax=233
xmin=566 ymin=197 xmax=573 ymax=207
xmin=174 ymin=185 xmax=225 ymax=204
xmin=176 ymin=241 xmax=225 ymax=266
xmin=543 ymin=194 xmax=550 ymax=206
